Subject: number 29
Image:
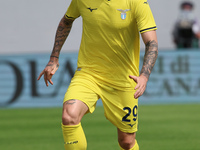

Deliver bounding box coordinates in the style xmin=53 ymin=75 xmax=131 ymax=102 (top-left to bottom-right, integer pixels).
xmin=122 ymin=105 xmax=138 ymax=122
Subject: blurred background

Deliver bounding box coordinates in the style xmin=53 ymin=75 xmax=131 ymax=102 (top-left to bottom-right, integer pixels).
xmin=0 ymin=0 xmax=200 ymax=150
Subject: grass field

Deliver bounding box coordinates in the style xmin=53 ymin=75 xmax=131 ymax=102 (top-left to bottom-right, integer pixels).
xmin=0 ymin=104 xmax=200 ymax=150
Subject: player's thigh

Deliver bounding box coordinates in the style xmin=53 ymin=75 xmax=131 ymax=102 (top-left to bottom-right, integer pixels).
xmin=101 ymin=88 xmax=138 ymax=133
xmin=62 ymin=75 xmax=100 ymax=124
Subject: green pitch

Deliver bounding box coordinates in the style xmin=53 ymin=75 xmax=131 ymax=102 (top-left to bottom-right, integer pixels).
xmin=0 ymin=104 xmax=200 ymax=150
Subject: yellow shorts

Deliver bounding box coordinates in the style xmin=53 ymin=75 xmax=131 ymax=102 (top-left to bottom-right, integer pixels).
xmin=63 ymin=71 xmax=138 ymax=133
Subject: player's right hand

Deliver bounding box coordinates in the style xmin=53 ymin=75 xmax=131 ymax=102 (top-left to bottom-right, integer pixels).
xmin=37 ymin=60 xmax=59 ymax=87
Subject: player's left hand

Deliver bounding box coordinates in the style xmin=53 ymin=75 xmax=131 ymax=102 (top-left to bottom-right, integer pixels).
xmin=129 ymin=75 xmax=148 ymax=99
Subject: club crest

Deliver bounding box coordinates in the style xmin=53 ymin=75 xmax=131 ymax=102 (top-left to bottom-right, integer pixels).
xmin=117 ymin=9 xmax=131 ymax=20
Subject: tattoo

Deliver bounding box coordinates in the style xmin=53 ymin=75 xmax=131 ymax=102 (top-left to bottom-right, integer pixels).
xmin=140 ymin=40 xmax=158 ymax=79
xmin=51 ymin=16 xmax=74 ymax=56
xmin=46 ymin=64 xmax=53 ymax=67
xmin=46 ymin=60 xmax=59 ymax=68
xmin=65 ymin=99 xmax=76 ymax=105
xmin=50 ymin=56 xmax=59 ymax=59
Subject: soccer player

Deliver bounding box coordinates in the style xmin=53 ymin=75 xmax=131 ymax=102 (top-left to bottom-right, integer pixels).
xmin=38 ymin=0 xmax=158 ymax=149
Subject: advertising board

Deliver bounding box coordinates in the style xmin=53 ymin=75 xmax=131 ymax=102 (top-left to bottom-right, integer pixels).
xmin=0 ymin=50 xmax=199 ymax=108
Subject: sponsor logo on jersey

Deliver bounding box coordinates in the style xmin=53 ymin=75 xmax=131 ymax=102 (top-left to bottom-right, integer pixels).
xmin=65 ymin=141 xmax=78 ymax=145
xmin=128 ymin=123 xmax=136 ymax=128
xmin=87 ymin=7 xmax=97 ymax=12
xmin=117 ymin=9 xmax=130 ymax=20
xmin=65 ymin=141 xmax=78 ymax=144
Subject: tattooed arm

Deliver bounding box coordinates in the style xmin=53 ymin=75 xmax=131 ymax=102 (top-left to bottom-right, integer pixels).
xmin=140 ymin=31 xmax=158 ymax=79
xmin=129 ymin=30 xmax=158 ymax=98
xmin=37 ymin=16 xmax=74 ymax=86
xmin=51 ymin=16 xmax=74 ymax=58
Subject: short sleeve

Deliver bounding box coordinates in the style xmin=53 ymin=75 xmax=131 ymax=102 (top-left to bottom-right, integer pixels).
xmin=134 ymin=0 xmax=157 ymax=33
xmin=65 ymin=0 xmax=80 ymax=19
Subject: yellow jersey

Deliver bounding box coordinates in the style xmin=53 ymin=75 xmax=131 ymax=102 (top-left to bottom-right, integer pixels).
xmin=66 ymin=0 xmax=157 ymax=90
